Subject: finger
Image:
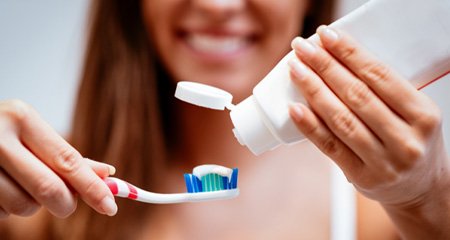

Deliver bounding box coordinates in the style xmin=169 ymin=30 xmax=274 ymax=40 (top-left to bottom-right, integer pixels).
xmin=16 ymin=107 xmax=117 ymax=216
xmin=85 ymin=159 xmax=116 ymax=179
xmin=291 ymin=35 xmax=411 ymax=150
xmin=0 ymin=168 xmax=40 ymax=217
xmin=287 ymin=56 xmax=387 ymax=170
xmin=0 ymin=138 xmax=77 ymax=218
xmin=314 ymin=27 xmax=441 ymax=157
xmin=288 ymin=102 xmax=363 ymax=178
xmin=315 ymin=25 xmax=429 ymax=123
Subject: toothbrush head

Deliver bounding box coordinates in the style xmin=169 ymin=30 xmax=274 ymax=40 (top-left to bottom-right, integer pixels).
xmin=184 ymin=165 xmax=238 ymax=193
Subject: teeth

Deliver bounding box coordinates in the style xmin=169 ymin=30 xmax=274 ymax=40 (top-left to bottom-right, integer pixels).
xmin=186 ymin=34 xmax=248 ymax=54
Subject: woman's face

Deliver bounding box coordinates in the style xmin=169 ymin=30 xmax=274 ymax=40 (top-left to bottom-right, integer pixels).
xmin=142 ymin=0 xmax=309 ymax=100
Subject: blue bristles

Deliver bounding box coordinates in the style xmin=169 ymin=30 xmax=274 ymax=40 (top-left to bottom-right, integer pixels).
xmin=230 ymin=168 xmax=238 ymax=189
xmin=184 ymin=168 xmax=238 ymax=193
xmin=184 ymin=174 xmax=194 ymax=193
xmin=184 ymin=174 xmax=202 ymax=193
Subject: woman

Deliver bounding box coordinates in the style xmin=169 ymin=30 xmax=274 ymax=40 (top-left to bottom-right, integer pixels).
xmin=0 ymin=0 xmax=448 ymax=239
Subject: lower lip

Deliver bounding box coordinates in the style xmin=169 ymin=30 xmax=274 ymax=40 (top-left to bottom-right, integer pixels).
xmin=178 ymin=35 xmax=255 ymax=63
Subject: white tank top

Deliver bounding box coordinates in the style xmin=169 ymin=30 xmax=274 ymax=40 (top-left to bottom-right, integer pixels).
xmin=331 ymin=163 xmax=356 ymax=240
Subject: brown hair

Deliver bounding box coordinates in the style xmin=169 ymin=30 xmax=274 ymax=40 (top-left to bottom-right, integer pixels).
xmin=52 ymin=0 xmax=336 ymax=239
xmin=303 ymin=0 xmax=336 ymax=37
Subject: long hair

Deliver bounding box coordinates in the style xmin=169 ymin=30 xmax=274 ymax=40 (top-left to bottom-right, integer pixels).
xmin=51 ymin=0 xmax=336 ymax=239
xmin=50 ymin=1 xmax=166 ymax=239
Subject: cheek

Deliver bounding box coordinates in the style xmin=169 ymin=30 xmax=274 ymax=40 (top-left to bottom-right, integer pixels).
xmin=141 ymin=0 xmax=176 ymax=55
xmin=248 ymin=1 xmax=307 ymax=78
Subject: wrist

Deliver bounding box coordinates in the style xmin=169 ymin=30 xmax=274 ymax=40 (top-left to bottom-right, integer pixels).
xmin=381 ymin=160 xmax=450 ymax=239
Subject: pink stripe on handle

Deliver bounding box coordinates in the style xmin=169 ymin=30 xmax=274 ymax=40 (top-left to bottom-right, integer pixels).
xmin=126 ymin=183 xmax=138 ymax=200
xmin=104 ymin=178 xmax=118 ymax=195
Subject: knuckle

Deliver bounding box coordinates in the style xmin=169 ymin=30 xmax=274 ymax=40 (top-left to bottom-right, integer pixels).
xmin=301 ymin=118 xmax=320 ymax=136
xmin=315 ymin=56 xmax=333 ymax=75
xmin=415 ymin=108 xmax=442 ymax=135
xmin=402 ymin=140 xmax=425 ymax=162
xmin=330 ymin=111 xmax=358 ymax=138
xmin=346 ymin=81 xmax=371 ymax=108
xmin=0 ymin=99 xmax=32 ymax=124
xmin=378 ymin=165 xmax=400 ymax=184
xmin=360 ymin=62 xmax=391 ymax=86
xmin=53 ymin=147 xmax=83 ymax=175
xmin=319 ymin=136 xmax=340 ymax=157
xmin=356 ymin=166 xmax=399 ymax=191
xmin=304 ymin=83 xmax=322 ymax=99
xmin=353 ymin=174 xmax=377 ymax=191
xmin=339 ymin=44 xmax=357 ymax=62
xmin=354 ymin=176 xmax=376 ymax=191
xmin=35 ymin=177 xmax=65 ymax=204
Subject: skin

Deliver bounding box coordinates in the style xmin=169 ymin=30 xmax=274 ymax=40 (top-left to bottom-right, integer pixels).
xmin=0 ymin=100 xmax=117 ymax=218
xmin=139 ymin=0 xmax=337 ymax=239
xmin=288 ymin=26 xmax=450 ymax=238
xmin=140 ymin=0 xmax=395 ymax=239
xmin=0 ymin=0 xmax=448 ymax=239
xmin=0 ymin=0 xmax=310 ymax=224
xmin=142 ymin=0 xmax=309 ymax=101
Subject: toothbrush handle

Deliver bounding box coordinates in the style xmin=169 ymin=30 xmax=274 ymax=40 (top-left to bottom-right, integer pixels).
xmin=104 ymin=177 xmax=194 ymax=203
xmin=103 ymin=177 xmax=239 ymax=204
xmin=104 ymin=177 xmax=138 ymax=199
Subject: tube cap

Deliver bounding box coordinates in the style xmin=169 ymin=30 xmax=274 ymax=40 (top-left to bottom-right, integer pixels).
xmin=175 ymin=81 xmax=233 ymax=110
xmin=230 ymin=96 xmax=279 ymax=155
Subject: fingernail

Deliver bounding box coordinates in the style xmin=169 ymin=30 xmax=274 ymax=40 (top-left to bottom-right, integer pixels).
xmin=288 ymin=58 xmax=308 ymax=79
xmin=318 ymin=26 xmax=339 ymax=42
xmin=108 ymin=165 xmax=116 ymax=175
xmin=291 ymin=37 xmax=316 ymax=55
xmin=289 ymin=104 xmax=304 ymax=122
xmin=101 ymin=196 xmax=118 ymax=216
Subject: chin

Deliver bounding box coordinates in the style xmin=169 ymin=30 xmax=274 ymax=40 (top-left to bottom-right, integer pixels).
xmin=221 ymin=81 xmax=255 ymax=102
xmin=192 ymin=74 xmax=257 ymax=102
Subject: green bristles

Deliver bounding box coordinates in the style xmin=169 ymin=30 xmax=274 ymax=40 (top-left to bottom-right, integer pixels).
xmin=201 ymin=173 xmax=225 ymax=191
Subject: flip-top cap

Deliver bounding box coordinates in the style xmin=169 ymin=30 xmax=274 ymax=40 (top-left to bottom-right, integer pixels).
xmin=175 ymin=81 xmax=233 ymax=110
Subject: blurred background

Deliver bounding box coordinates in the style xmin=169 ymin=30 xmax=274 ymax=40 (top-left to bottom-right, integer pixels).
xmin=0 ymin=0 xmax=448 ymax=151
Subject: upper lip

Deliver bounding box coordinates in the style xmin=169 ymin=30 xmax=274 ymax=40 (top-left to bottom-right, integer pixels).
xmin=177 ymin=25 xmax=260 ymax=40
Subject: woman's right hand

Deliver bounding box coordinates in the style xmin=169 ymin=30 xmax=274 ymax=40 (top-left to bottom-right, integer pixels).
xmin=0 ymin=99 xmax=117 ymax=219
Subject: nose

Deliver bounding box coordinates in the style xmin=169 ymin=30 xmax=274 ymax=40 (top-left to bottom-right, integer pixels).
xmin=192 ymin=0 xmax=245 ymax=19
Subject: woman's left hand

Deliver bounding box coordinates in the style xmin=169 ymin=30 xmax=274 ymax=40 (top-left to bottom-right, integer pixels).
xmin=288 ymin=25 xmax=449 ymax=208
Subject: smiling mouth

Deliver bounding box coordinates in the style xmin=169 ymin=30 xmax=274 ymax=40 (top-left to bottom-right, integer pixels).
xmin=180 ymin=32 xmax=258 ymax=58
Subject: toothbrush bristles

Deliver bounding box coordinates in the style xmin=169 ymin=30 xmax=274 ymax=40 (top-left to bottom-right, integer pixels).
xmin=184 ymin=168 xmax=238 ymax=193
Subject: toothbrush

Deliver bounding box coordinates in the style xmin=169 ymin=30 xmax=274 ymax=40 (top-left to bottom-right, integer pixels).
xmin=103 ymin=165 xmax=239 ymax=204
